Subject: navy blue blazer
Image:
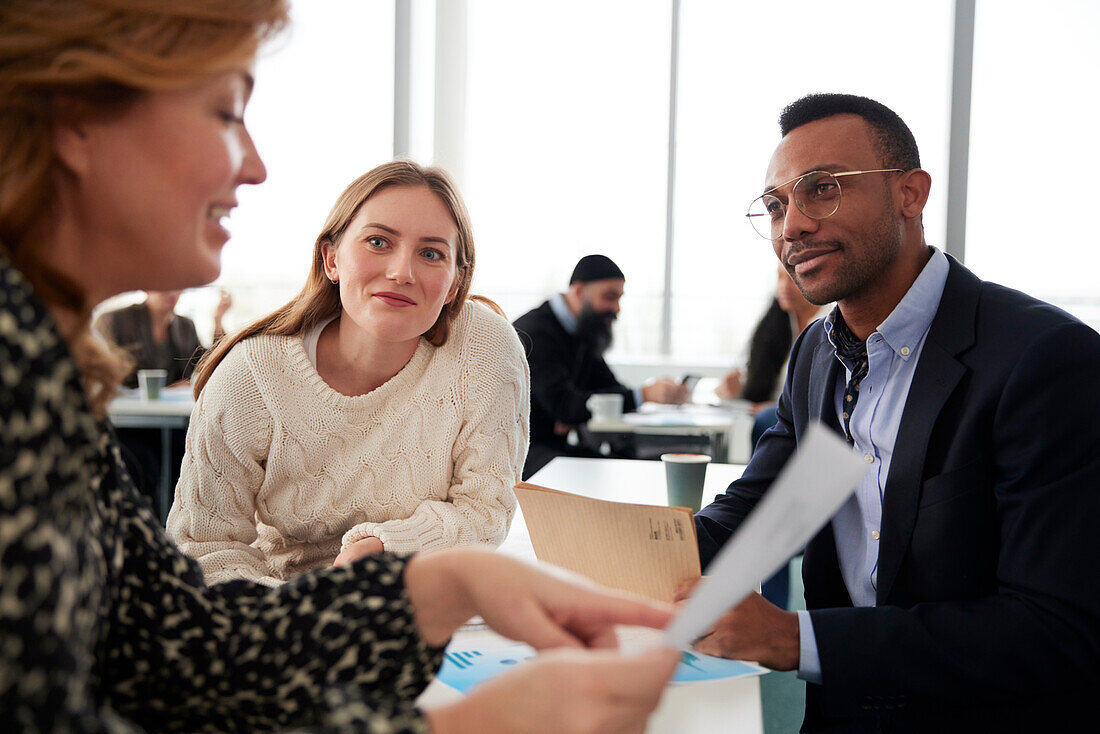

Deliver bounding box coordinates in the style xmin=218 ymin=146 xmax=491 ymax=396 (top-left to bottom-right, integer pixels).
xmin=695 ymin=256 xmax=1100 ymax=732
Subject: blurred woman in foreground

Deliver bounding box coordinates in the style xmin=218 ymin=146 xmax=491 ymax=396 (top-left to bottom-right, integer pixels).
xmin=0 ymin=1 xmax=678 ymax=731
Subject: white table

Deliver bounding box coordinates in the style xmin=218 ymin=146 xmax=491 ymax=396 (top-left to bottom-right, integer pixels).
xmin=418 ymin=457 xmax=763 ymax=734
xmin=588 ymin=401 xmax=756 ymax=464
xmin=107 ymin=387 xmax=195 ymax=521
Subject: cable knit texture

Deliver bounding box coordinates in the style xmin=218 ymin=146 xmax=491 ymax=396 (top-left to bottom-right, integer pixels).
xmin=167 ymin=300 xmax=529 ymax=586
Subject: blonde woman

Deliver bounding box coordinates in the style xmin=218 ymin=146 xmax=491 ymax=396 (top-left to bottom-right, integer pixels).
xmin=167 ymin=161 xmax=529 ymax=585
xmin=0 ymin=1 xmax=679 ymax=730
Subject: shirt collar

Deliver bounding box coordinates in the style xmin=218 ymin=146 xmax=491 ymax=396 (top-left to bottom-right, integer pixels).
xmin=549 ymin=292 xmax=579 ymax=335
xmin=823 ymin=247 xmax=949 ymax=361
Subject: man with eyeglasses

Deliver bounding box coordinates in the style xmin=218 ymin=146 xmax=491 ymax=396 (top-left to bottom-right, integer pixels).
xmin=685 ymin=93 xmax=1099 ymax=731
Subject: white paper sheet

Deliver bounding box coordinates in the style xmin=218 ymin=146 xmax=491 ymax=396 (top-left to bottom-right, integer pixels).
xmin=663 ymin=422 xmax=868 ymax=648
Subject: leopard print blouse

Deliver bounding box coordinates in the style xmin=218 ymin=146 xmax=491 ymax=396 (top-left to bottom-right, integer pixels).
xmin=0 ymin=256 xmax=445 ymax=733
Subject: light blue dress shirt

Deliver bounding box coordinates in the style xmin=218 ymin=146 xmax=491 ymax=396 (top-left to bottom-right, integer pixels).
xmin=548 ymin=293 xmax=643 ymax=407
xmin=548 ymin=292 xmax=579 ymax=334
xmin=796 ymin=248 xmax=949 ymax=684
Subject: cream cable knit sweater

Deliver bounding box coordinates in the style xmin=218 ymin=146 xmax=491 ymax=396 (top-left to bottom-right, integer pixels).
xmin=166 ymin=300 xmax=529 ymax=587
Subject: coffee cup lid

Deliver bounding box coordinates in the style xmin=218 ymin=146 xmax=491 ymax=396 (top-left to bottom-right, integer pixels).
xmin=660 ymin=453 xmax=712 ymax=463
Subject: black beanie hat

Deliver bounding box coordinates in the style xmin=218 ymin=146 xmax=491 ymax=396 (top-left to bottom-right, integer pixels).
xmin=569 ymin=254 xmax=625 ymax=284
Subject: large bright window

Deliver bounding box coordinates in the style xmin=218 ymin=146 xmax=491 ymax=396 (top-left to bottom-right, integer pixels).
xmin=462 ymin=0 xmax=672 ymax=355
xmin=124 ymin=1 xmax=1099 ymax=355
xmin=671 ymin=0 xmax=954 ymax=364
xmin=183 ymin=1 xmax=395 ymax=342
xmin=967 ymin=0 xmax=1100 ymax=330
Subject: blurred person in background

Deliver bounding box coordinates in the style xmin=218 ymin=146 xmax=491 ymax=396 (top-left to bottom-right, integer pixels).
xmin=514 ymin=254 xmax=688 ymax=478
xmin=717 ymin=263 xmax=825 ymax=410
xmin=95 ymin=287 xmax=232 ymax=387
xmin=96 ymin=287 xmax=233 ymax=512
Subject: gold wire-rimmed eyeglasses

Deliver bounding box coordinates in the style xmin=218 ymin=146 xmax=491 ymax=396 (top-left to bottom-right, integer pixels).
xmin=745 ymin=169 xmax=905 ymax=240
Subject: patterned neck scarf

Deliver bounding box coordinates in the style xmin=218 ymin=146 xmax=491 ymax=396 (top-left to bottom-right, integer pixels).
xmin=831 ymin=311 xmax=869 ymax=444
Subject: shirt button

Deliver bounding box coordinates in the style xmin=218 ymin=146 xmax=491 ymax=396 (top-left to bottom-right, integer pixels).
xmin=864 ymin=453 xmax=875 ymax=463
xmin=872 ymin=530 xmax=881 ymax=540
xmin=900 ymin=346 xmax=911 ymax=356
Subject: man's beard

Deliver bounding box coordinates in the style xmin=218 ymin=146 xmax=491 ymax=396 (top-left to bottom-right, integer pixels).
xmin=789 ymin=208 xmax=903 ymax=306
xmin=576 ymin=302 xmax=615 ymax=356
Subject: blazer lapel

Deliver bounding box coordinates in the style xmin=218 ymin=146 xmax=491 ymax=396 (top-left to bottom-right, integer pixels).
xmin=876 ymin=258 xmax=978 ymax=603
xmin=803 ymin=334 xmax=850 ymax=608
xmin=807 ymin=339 xmax=841 ymax=431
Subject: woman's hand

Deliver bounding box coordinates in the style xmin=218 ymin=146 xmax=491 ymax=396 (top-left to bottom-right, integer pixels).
xmin=424 ymin=646 xmax=681 ymax=734
xmin=404 ymin=547 xmax=674 ymax=649
xmin=212 ymin=288 xmax=233 ymax=339
xmin=751 ymin=400 xmax=776 ymax=416
xmin=333 ymin=537 xmax=384 ymax=566
xmin=214 ymin=288 xmax=233 ymax=319
xmin=409 ymin=549 xmax=679 ymax=733
xmin=716 ymin=369 xmax=743 ymax=400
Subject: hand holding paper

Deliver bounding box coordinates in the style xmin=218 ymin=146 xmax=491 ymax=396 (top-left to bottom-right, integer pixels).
xmin=664 ymin=423 xmax=868 ymax=651
xmin=405 ymin=546 xmax=674 ymax=649
xmin=675 ymin=587 xmax=801 ymax=669
xmin=426 ymin=646 xmax=681 ymax=734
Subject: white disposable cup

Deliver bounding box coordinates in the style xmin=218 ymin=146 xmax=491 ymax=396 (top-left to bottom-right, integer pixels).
xmin=660 ymin=453 xmax=712 ymax=513
xmin=586 ymin=393 xmax=624 ymax=422
xmin=137 ymin=369 xmax=168 ymax=400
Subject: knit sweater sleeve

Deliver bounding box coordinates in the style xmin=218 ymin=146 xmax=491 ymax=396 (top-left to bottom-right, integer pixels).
xmin=166 ymin=341 xmax=280 ymax=586
xmin=342 ymin=304 xmax=529 ymax=554
xmin=110 ymin=536 xmax=444 ymax=733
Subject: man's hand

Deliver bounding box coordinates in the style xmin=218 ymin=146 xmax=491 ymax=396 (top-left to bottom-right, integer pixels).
xmin=672 ymin=579 xmax=799 ymax=671
xmin=642 ymin=378 xmax=689 ymax=405
xmin=333 ymin=536 xmax=384 ymax=566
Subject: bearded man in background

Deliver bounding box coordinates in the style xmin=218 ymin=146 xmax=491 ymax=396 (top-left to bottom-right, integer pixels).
xmin=512 ymin=254 xmax=687 ymax=478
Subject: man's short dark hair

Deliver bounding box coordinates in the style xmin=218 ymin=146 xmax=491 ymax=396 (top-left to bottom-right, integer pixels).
xmin=779 ymin=93 xmax=921 ymax=171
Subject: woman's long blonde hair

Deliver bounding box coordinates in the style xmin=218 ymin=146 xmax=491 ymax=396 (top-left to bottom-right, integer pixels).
xmin=192 ymin=160 xmax=485 ymax=397
xmin=0 ymin=0 xmax=288 ymax=413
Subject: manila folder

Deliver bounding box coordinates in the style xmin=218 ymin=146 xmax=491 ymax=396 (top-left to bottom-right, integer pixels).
xmin=513 ymin=482 xmax=701 ymax=602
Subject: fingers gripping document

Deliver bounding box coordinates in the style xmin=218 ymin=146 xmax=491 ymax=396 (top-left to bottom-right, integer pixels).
xmin=664 ymin=423 xmax=868 ymax=648
xmin=513 ymin=422 xmax=865 ymax=653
